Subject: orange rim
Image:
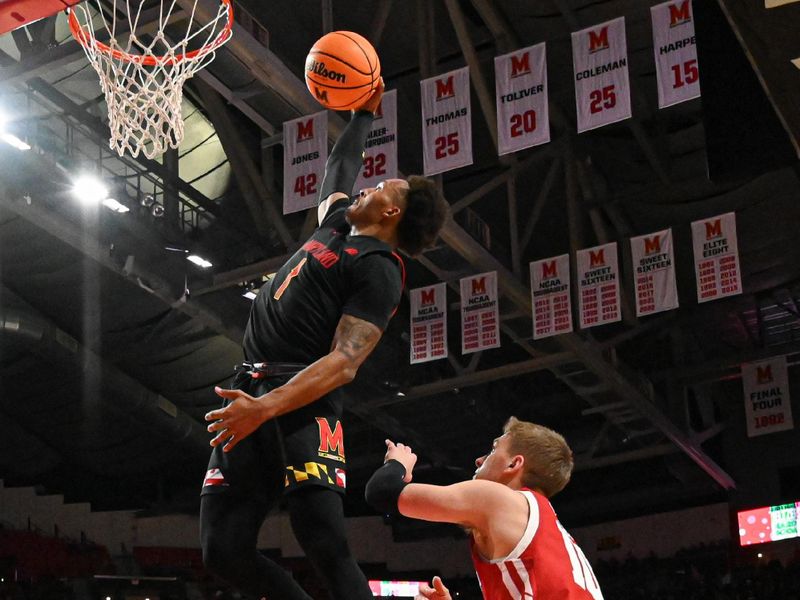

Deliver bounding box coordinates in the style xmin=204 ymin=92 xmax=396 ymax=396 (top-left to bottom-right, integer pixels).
xmin=68 ymin=0 xmax=233 ymax=66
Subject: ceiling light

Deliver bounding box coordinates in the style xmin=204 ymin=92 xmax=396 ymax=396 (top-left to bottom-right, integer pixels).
xmin=187 ymin=254 xmax=212 ymax=268
xmin=72 ymin=175 xmax=109 ymax=205
xmin=102 ymin=198 xmax=129 ymax=213
xmin=242 ymin=289 xmax=258 ymax=300
xmin=1 ymin=133 xmax=30 ymax=151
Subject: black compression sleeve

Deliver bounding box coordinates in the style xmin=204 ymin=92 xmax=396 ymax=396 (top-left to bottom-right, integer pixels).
xmin=364 ymin=460 xmax=408 ymax=515
xmin=318 ymin=110 xmax=374 ymax=203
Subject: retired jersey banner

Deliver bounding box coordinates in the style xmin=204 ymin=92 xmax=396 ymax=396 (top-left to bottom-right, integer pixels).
xmin=460 ymin=271 xmax=500 ymax=354
xmin=421 ymin=67 xmax=473 ymax=176
xmin=410 ymin=283 xmax=448 ymax=364
xmin=577 ymin=242 xmax=621 ymax=328
xmin=354 ymin=89 xmax=398 ymax=192
xmin=495 ymin=43 xmax=550 ymax=155
xmin=283 ymin=111 xmax=328 ymax=214
xmin=530 ymin=254 xmax=573 ymax=339
xmin=742 ymin=356 xmax=794 ymax=437
xmin=572 ymin=17 xmax=632 ymax=133
xmin=651 ymin=0 xmax=700 ymax=108
xmin=691 ymin=212 xmax=743 ymax=303
xmin=630 ymin=229 xmax=679 ymax=317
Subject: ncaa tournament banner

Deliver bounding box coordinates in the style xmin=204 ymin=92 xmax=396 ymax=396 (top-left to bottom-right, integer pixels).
xmin=651 ymin=0 xmax=701 ymax=108
xmin=530 ymin=254 xmax=573 ymax=340
xmin=571 ymin=17 xmax=632 ymax=133
xmin=577 ymin=242 xmax=621 ymax=329
xmin=691 ymin=212 xmax=742 ymax=303
xmin=283 ymin=111 xmax=328 ymax=214
xmin=354 ymin=89 xmax=398 ymax=193
xmin=409 ymin=283 xmax=448 ymax=364
xmin=495 ymin=43 xmax=550 ymax=155
xmin=742 ymin=356 xmax=794 ymax=437
xmin=630 ymin=229 xmax=679 ymax=317
xmin=421 ymin=67 xmax=473 ymax=176
xmin=460 ymin=271 xmax=500 ymax=354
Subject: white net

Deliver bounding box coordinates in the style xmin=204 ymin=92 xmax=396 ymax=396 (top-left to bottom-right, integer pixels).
xmin=69 ymin=0 xmax=232 ymax=159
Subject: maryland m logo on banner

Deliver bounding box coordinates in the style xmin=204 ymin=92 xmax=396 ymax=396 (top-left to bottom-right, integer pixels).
xmin=742 ymin=356 xmax=794 ymax=437
xmin=651 ymin=0 xmax=701 ymax=108
xmin=421 ymin=67 xmax=473 ymax=176
xmin=283 ymin=111 xmax=328 ymax=214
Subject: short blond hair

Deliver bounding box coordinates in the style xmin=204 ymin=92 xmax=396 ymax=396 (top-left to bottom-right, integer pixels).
xmin=503 ymin=417 xmax=573 ymax=497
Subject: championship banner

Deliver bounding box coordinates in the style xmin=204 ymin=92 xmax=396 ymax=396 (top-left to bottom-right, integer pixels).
xmin=421 ymin=67 xmax=473 ymax=176
xmin=530 ymin=254 xmax=572 ymax=340
xmin=651 ymin=0 xmax=701 ymax=108
xmin=630 ymin=229 xmax=679 ymax=317
xmin=495 ymin=43 xmax=550 ymax=155
xmin=572 ymin=17 xmax=631 ymax=133
xmin=283 ymin=111 xmax=328 ymax=214
xmin=354 ymin=89 xmax=398 ymax=192
xmin=742 ymin=356 xmax=794 ymax=437
xmin=409 ymin=283 xmax=448 ymax=364
xmin=577 ymin=242 xmax=621 ymax=329
xmin=460 ymin=271 xmax=500 ymax=354
xmin=691 ymin=212 xmax=743 ymax=303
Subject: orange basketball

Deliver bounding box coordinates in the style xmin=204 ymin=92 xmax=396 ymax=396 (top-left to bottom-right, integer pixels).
xmin=304 ymin=31 xmax=380 ymax=111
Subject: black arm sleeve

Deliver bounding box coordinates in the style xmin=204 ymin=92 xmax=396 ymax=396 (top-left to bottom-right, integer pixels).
xmin=318 ymin=110 xmax=374 ymax=203
xmin=365 ymin=460 xmax=408 ymax=515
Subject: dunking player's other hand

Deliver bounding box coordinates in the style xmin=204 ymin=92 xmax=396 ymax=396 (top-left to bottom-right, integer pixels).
xmin=356 ymin=77 xmax=384 ymax=114
xmin=415 ymin=577 xmax=452 ymax=600
xmin=205 ymin=387 xmax=269 ymax=452
xmin=384 ymin=439 xmax=417 ymax=483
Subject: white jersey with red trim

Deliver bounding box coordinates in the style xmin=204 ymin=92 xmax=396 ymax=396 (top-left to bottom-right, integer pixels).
xmin=470 ymin=488 xmax=603 ymax=600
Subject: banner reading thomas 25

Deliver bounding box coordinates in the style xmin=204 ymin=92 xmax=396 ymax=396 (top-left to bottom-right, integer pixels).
xmin=651 ymin=0 xmax=701 ymax=108
xmin=421 ymin=67 xmax=473 ymax=176
xmin=354 ymin=89 xmax=398 ymax=193
xmin=283 ymin=111 xmax=328 ymax=214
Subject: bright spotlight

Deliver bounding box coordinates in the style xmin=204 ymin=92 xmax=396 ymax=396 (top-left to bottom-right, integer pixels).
xmin=187 ymin=254 xmax=213 ymax=268
xmin=102 ymin=198 xmax=129 ymax=213
xmin=72 ymin=175 xmax=109 ymax=205
xmin=1 ymin=133 xmax=30 ymax=151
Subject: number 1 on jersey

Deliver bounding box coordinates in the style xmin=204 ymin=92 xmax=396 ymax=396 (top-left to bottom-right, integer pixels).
xmin=273 ymin=257 xmax=307 ymax=300
xmin=556 ymin=521 xmax=604 ymax=600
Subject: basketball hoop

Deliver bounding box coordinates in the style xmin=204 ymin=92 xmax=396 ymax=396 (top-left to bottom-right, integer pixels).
xmin=68 ymin=0 xmax=233 ymax=159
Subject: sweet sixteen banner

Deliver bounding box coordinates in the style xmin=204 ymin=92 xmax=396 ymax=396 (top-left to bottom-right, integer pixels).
xmin=577 ymin=242 xmax=621 ymax=329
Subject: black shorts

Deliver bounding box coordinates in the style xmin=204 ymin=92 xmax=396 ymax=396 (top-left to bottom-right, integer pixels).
xmin=200 ymin=371 xmax=347 ymax=499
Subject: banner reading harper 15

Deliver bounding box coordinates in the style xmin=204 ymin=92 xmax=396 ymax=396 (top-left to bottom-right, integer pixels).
xmin=630 ymin=228 xmax=679 ymax=317
xmin=651 ymin=0 xmax=701 ymax=108
xmin=421 ymin=67 xmax=473 ymax=176
xmin=460 ymin=271 xmax=500 ymax=354
xmin=742 ymin=356 xmax=794 ymax=438
xmin=409 ymin=283 xmax=448 ymax=364
xmin=530 ymin=254 xmax=573 ymax=339
xmin=354 ymin=89 xmax=398 ymax=193
xmin=572 ymin=17 xmax=632 ymax=133
xmin=577 ymin=242 xmax=621 ymax=329
xmin=495 ymin=43 xmax=550 ymax=155
xmin=691 ymin=212 xmax=743 ymax=303
xmin=283 ymin=111 xmax=328 ymax=214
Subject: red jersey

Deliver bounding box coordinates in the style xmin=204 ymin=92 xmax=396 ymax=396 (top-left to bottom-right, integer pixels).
xmin=470 ymin=489 xmax=603 ymax=600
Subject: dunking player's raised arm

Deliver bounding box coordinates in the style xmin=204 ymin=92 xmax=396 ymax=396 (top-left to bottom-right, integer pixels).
xmin=317 ymin=78 xmax=385 ymax=224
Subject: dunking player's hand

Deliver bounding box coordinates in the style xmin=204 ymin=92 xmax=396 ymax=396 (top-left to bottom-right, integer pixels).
xmin=356 ymin=77 xmax=384 ymax=114
xmin=415 ymin=577 xmax=452 ymax=600
xmin=205 ymin=387 xmax=269 ymax=452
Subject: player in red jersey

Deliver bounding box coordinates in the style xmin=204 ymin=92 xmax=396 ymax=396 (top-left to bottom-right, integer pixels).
xmin=366 ymin=417 xmax=603 ymax=600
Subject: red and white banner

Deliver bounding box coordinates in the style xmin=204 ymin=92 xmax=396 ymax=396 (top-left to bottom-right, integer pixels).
xmin=530 ymin=254 xmax=573 ymax=339
xmin=409 ymin=283 xmax=448 ymax=364
xmin=651 ymin=0 xmax=701 ymax=108
xmin=354 ymin=89 xmax=398 ymax=192
xmin=421 ymin=67 xmax=473 ymax=176
xmin=460 ymin=271 xmax=500 ymax=354
xmin=572 ymin=17 xmax=632 ymax=133
xmin=630 ymin=229 xmax=679 ymax=316
xmin=495 ymin=43 xmax=550 ymax=155
xmin=283 ymin=111 xmax=328 ymax=214
xmin=577 ymin=242 xmax=621 ymax=328
xmin=742 ymin=356 xmax=794 ymax=437
xmin=691 ymin=212 xmax=743 ymax=303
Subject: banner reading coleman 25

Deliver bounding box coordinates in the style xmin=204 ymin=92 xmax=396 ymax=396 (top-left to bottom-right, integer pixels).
xmin=630 ymin=229 xmax=679 ymax=317
xmin=409 ymin=283 xmax=448 ymax=365
xmin=421 ymin=67 xmax=473 ymax=176
xmin=577 ymin=242 xmax=621 ymax=329
xmin=283 ymin=111 xmax=328 ymax=214
xmin=354 ymin=89 xmax=398 ymax=192
xmin=460 ymin=271 xmax=500 ymax=354
xmin=691 ymin=212 xmax=742 ymax=303
xmin=495 ymin=43 xmax=550 ymax=155
xmin=572 ymin=17 xmax=631 ymax=133
xmin=530 ymin=254 xmax=572 ymax=340
xmin=742 ymin=356 xmax=794 ymax=438
xmin=651 ymin=0 xmax=700 ymax=109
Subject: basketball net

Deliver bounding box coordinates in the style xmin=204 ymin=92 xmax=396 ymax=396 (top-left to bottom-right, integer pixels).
xmin=69 ymin=0 xmax=233 ymax=159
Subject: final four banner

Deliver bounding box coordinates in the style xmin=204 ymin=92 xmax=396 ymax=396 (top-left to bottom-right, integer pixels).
xmin=691 ymin=212 xmax=743 ymax=303
xmin=630 ymin=229 xmax=679 ymax=317
xmin=577 ymin=242 xmax=621 ymax=329
xmin=572 ymin=17 xmax=632 ymax=133
xmin=742 ymin=356 xmax=794 ymax=438
xmin=283 ymin=111 xmax=328 ymax=214
xmin=409 ymin=283 xmax=448 ymax=365
xmin=530 ymin=254 xmax=573 ymax=340
xmin=421 ymin=67 xmax=473 ymax=176
xmin=651 ymin=0 xmax=701 ymax=108
xmin=354 ymin=89 xmax=398 ymax=192
xmin=460 ymin=271 xmax=500 ymax=354
xmin=494 ymin=43 xmax=550 ymax=155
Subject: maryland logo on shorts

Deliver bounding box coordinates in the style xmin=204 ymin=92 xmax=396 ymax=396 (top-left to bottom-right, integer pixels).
xmin=316 ymin=417 xmax=345 ymax=462
xmin=285 ymin=461 xmax=346 ymax=489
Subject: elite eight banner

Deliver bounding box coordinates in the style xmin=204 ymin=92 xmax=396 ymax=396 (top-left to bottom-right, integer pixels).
xmin=283 ymin=111 xmax=328 ymax=214
xmin=421 ymin=67 xmax=473 ymax=176
xmin=651 ymin=0 xmax=701 ymax=108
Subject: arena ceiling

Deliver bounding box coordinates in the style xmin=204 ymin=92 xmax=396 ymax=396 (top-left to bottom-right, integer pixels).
xmin=0 ymin=0 xmax=799 ymax=536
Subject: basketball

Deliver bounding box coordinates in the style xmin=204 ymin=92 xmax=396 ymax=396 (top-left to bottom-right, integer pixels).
xmin=304 ymin=31 xmax=380 ymax=111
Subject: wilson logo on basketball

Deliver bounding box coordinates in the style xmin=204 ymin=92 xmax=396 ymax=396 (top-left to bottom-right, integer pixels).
xmin=305 ymin=58 xmax=346 ymax=83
